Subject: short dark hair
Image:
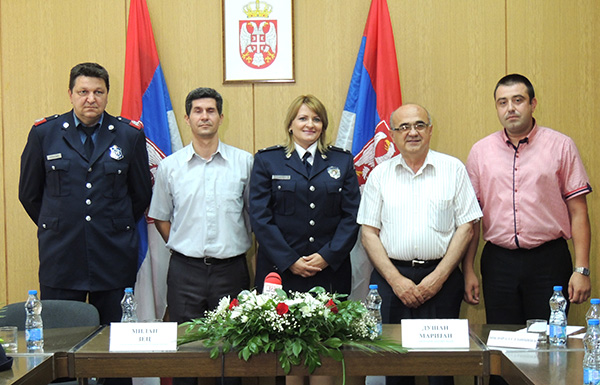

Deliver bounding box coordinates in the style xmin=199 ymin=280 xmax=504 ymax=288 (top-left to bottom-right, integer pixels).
xmin=69 ymin=63 xmax=110 ymax=92
xmin=494 ymin=74 xmax=535 ymax=101
xmin=185 ymin=87 xmax=223 ymax=116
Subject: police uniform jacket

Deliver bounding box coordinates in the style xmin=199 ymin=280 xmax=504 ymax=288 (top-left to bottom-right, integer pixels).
xmin=249 ymin=145 xmax=360 ymax=294
xmin=19 ymin=111 xmax=152 ymax=292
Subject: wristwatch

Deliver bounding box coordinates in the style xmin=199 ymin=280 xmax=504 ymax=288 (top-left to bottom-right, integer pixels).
xmin=573 ymin=267 xmax=590 ymax=276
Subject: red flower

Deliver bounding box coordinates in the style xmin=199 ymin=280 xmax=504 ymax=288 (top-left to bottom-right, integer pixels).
xmin=326 ymin=299 xmax=338 ymax=314
xmin=276 ymin=302 xmax=289 ymax=315
xmin=229 ymin=298 xmax=239 ymax=309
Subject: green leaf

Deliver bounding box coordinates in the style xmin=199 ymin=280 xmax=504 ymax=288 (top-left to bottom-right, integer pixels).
xmin=292 ymin=340 xmax=303 ymax=357
xmin=324 ymin=337 xmax=343 ymax=348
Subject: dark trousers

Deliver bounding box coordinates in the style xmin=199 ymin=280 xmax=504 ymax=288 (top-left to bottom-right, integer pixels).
xmin=168 ymin=251 xmax=250 ymax=385
xmin=372 ymin=262 xmax=463 ymax=385
xmin=40 ymin=285 xmax=125 ymax=325
xmin=481 ymin=238 xmax=572 ymax=325
xmin=481 ymin=238 xmax=572 ymax=385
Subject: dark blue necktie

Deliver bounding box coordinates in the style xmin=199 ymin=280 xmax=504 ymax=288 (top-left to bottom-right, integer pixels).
xmin=302 ymin=152 xmax=312 ymax=175
xmin=80 ymin=124 xmax=98 ymax=158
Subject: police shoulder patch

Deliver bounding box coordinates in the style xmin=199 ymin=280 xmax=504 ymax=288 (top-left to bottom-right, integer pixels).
xmin=258 ymin=144 xmax=283 ymax=152
xmin=327 ymin=145 xmax=352 ymax=155
xmin=33 ymin=114 xmax=59 ymax=126
xmin=116 ymin=116 xmax=144 ymax=130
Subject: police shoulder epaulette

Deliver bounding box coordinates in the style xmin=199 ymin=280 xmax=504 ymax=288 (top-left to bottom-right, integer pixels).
xmin=327 ymin=145 xmax=352 ymax=154
xmin=116 ymin=116 xmax=144 ymax=130
xmin=33 ymin=114 xmax=59 ymax=127
xmin=258 ymin=144 xmax=283 ymax=152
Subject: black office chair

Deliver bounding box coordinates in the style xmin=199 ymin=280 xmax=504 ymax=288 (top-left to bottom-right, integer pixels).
xmin=0 ymin=300 xmax=100 ymax=330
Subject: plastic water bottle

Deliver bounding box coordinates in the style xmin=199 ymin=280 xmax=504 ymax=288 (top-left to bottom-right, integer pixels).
xmin=24 ymin=290 xmax=44 ymax=351
xmin=583 ymin=318 xmax=600 ymax=385
xmin=120 ymin=287 xmax=138 ymax=322
xmin=587 ymin=299 xmax=600 ymax=324
xmin=366 ymin=284 xmax=383 ymax=337
xmin=548 ymin=285 xmax=567 ymax=346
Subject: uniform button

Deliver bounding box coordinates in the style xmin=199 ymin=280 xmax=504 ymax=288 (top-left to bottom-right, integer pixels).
xmin=310 ymin=203 xmax=316 ymax=209
xmin=117 ymin=169 xmax=122 ymax=175
xmin=309 ymin=220 xmax=315 ymax=226
xmin=309 ymin=237 xmax=315 ymax=243
xmin=85 ymin=199 xmax=92 ymax=205
xmin=338 ymin=188 xmax=342 ymax=192
xmin=85 ymin=216 xmax=91 ymax=222
xmin=278 ymin=185 xmax=281 ymax=190
xmin=86 ymin=182 xmax=92 ymax=189
xmin=126 ymin=226 xmax=131 ymax=230
xmin=309 ymin=186 xmax=315 ymax=191
xmin=42 ymin=224 xmax=47 ymax=229
xmin=51 ymin=165 xmax=56 ymax=170
xmin=88 ymin=167 xmax=93 ymax=172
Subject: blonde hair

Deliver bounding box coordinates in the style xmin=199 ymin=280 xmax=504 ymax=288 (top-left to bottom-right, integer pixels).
xmin=283 ymin=95 xmax=329 ymax=155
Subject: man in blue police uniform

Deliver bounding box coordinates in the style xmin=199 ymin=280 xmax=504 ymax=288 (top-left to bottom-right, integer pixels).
xmin=19 ymin=62 xmax=152 ymax=325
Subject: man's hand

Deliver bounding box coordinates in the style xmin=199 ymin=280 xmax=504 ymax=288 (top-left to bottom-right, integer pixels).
xmin=568 ymin=272 xmax=591 ymax=304
xmin=463 ymin=269 xmax=480 ymax=305
xmin=391 ymin=276 xmax=425 ymax=308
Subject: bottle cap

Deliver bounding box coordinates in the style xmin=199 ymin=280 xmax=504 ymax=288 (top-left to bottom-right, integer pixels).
xmin=28 ymin=290 xmax=37 ymax=295
xmin=553 ymin=286 xmax=563 ymax=291
xmin=589 ymin=319 xmax=600 ymax=326
xmin=369 ymin=284 xmax=378 ymax=290
xmin=591 ymin=298 xmax=600 ymax=305
xmin=124 ymin=287 xmax=133 ymax=293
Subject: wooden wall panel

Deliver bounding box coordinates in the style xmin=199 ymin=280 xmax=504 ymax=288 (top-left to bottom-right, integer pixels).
xmin=145 ymin=0 xmax=254 ymax=152
xmin=1 ymin=0 xmax=127 ymax=302
xmin=389 ymin=0 xmax=506 ymax=324
xmin=507 ymin=0 xmax=600 ymax=325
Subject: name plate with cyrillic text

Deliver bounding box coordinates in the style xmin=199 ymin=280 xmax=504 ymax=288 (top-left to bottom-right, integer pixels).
xmin=487 ymin=330 xmax=538 ymax=349
xmin=401 ymin=319 xmax=469 ymax=348
xmin=109 ymin=322 xmax=178 ymax=352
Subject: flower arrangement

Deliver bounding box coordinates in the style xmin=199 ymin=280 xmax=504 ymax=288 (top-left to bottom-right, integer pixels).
xmin=178 ymin=286 xmax=406 ymax=375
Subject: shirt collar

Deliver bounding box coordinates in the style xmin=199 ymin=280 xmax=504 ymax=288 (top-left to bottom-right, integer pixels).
xmin=73 ymin=111 xmax=104 ymax=128
xmin=396 ymin=149 xmax=434 ymax=175
xmin=185 ymin=140 xmax=227 ymax=163
xmin=502 ymin=118 xmax=538 ymax=146
xmin=294 ymin=141 xmax=318 ymax=161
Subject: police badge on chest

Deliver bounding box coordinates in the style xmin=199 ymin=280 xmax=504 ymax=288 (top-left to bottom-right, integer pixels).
xmin=109 ymin=145 xmax=124 ymax=160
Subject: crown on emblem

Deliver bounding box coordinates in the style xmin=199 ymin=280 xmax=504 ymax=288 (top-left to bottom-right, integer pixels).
xmin=243 ymin=0 xmax=272 ymax=18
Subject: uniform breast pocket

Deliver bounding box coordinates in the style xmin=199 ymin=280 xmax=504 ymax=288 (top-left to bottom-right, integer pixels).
xmin=221 ymin=182 xmax=244 ymax=213
xmin=272 ymin=181 xmax=296 ymax=216
xmin=103 ymin=163 xmax=129 ymax=199
xmin=44 ymin=159 xmax=71 ymax=197
xmin=428 ymin=199 xmax=454 ymax=233
xmin=325 ymin=182 xmax=343 ymax=216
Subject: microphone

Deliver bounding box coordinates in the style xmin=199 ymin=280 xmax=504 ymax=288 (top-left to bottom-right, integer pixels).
xmin=263 ymin=272 xmax=282 ymax=296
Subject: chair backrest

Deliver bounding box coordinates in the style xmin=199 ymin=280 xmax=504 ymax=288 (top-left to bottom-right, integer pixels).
xmin=0 ymin=300 xmax=100 ymax=330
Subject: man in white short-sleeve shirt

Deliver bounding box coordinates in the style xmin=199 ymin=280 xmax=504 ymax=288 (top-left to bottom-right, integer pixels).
xmin=357 ymin=104 xmax=481 ymax=385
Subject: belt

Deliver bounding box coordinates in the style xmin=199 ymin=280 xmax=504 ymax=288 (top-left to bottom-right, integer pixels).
xmin=172 ymin=251 xmax=245 ymax=266
xmin=391 ymin=258 xmax=442 ymax=268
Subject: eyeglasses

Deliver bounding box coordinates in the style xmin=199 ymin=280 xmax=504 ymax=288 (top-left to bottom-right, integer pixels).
xmin=390 ymin=122 xmax=431 ymax=132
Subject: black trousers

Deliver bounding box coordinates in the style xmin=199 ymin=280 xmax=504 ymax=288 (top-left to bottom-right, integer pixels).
xmin=40 ymin=285 xmax=125 ymax=325
xmin=372 ymin=262 xmax=463 ymax=385
xmin=168 ymin=251 xmax=250 ymax=385
xmin=481 ymin=238 xmax=572 ymax=325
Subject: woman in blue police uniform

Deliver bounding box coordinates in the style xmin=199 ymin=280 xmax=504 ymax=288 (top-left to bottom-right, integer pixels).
xmin=249 ymin=95 xmax=360 ymax=295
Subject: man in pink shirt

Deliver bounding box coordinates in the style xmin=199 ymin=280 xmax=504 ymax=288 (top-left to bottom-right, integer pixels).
xmin=464 ymin=74 xmax=592 ymax=325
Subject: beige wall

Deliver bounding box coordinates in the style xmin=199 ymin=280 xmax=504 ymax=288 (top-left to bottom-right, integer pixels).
xmin=1 ymin=0 xmax=598 ymax=326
